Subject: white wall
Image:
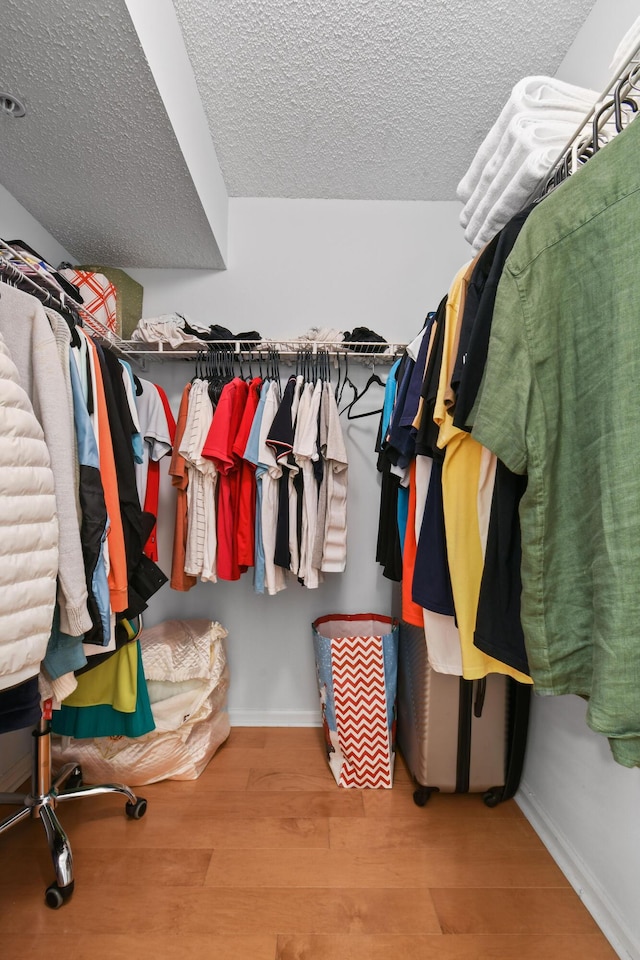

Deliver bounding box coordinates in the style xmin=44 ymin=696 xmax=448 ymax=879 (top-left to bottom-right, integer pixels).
xmin=0 ymin=185 xmax=75 ymax=789
xmin=129 ymin=198 xmax=467 ymax=339
xmin=517 ymin=7 xmax=640 ymax=960
xmin=555 ymin=0 xmax=639 ymax=90
xmin=129 ymin=197 xmax=469 ymax=725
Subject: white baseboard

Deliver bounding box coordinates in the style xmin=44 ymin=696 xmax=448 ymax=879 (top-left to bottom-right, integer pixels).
xmin=0 ymin=752 xmax=30 ymax=793
xmin=228 ymin=709 xmax=321 ymax=727
xmin=517 ymin=781 xmax=639 ymax=960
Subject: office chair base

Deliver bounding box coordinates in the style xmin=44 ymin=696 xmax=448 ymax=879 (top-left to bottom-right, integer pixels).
xmin=0 ymin=718 xmax=147 ymax=908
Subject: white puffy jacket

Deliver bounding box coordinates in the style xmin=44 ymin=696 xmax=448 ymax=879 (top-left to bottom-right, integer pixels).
xmin=0 ymin=331 xmax=58 ymax=691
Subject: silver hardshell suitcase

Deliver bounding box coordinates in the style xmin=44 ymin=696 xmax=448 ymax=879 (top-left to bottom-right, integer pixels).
xmin=396 ymin=621 xmax=530 ymax=807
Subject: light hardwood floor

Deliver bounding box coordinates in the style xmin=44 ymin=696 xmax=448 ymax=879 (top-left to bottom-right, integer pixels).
xmin=0 ymin=727 xmax=618 ymax=959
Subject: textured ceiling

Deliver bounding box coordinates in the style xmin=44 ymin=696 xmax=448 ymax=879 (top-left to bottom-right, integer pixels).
xmin=173 ymin=0 xmax=598 ymax=199
xmin=0 ymin=0 xmax=598 ymax=268
xmin=0 ymin=0 xmax=224 ymax=268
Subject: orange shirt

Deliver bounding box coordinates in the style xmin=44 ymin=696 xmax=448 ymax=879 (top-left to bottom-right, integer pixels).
xmin=169 ymin=383 xmax=197 ymax=591
xmin=85 ymin=335 xmax=128 ymax=612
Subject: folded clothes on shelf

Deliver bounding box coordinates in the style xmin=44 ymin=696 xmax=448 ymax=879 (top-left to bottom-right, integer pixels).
xmin=131 ymin=313 xmax=205 ymax=347
xmin=129 ymin=316 xmax=391 ymax=354
xmin=342 ymin=326 xmax=389 ymax=353
xmin=182 ymin=321 xmax=262 ymax=349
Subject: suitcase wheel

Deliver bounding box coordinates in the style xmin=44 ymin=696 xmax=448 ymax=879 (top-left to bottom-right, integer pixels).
xmin=482 ymin=788 xmax=503 ymax=808
xmin=412 ymin=786 xmax=434 ymax=807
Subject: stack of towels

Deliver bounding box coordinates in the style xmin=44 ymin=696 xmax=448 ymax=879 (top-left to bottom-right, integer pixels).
xmin=457 ymin=76 xmax=599 ymax=252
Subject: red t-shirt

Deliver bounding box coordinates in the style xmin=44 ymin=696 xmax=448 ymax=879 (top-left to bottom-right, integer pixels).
xmin=202 ymin=378 xmax=249 ymax=580
xmin=232 ymin=377 xmax=262 ymax=568
xmin=143 ymin=384 xmax=177 ymax=562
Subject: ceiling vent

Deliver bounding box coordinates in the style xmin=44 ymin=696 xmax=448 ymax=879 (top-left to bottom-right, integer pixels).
xmin=0 ymin=93 xmax=26 ymax=118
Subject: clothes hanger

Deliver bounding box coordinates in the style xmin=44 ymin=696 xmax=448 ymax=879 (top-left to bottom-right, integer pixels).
xmin=322 ymin=349 xmax=330 ymax=386
xmin=340 ymin=363 xmax=386 ymax=419
xmin=336 ymin=351 xmax=358 ymax=410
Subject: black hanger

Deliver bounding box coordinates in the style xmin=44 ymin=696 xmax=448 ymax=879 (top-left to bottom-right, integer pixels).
xmin=191 ymin=348 xmax=205 ymax=383
xmin=340 ymin=368 xmax=386 ymax=419
xmin=60 ymin=308 xmax=82 ymax=349
xmin=336 ymin=352 xmax=358 ymax=410
xmin=334 ymin=352 xmax=342 ymax=400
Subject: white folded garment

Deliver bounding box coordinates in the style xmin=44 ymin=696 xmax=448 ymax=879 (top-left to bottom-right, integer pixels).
xmin=468 ymin=113 xmax=624 ymax=253
xmin=460 ymin=112 xmax=583 ymax=236
xmin=131 ymin=314 xmax=204 ymax=348
xmin=464 ymin=113 xmax=585 ymax=249
xmin=460 ymin=108 xmax=589 ymax=230
xmin=457 ymin=76 xmax=598 ymax=210
xmin=269 ymin=328 xmax=345 ymax=351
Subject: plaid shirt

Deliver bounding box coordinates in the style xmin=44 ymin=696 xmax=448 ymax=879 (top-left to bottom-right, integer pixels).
xmin=61 ymin=269 xmax=118 ymax=335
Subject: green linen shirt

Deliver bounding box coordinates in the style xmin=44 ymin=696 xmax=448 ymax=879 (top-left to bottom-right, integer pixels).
xmin=472 ymin=116 xmax=640 ymax=767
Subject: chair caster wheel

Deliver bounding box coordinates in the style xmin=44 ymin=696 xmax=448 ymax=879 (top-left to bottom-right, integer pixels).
xmin=125 ymin=797 xmax=147 ymax=819
xmin=45 ymin=880 xmax=74 ymax=909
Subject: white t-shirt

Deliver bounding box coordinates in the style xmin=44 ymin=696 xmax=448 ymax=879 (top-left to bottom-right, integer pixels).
xmin=134 ymin=377 xmax=173 ymax=507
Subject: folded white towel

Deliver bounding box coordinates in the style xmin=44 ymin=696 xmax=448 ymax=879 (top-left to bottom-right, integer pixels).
xmin=461 ymin=111 xmax=586 ymax=236
xmin=457 ymin=75 xmax=598 ymax=208
xmin=469 ymin=113 xmax=624 ymax=253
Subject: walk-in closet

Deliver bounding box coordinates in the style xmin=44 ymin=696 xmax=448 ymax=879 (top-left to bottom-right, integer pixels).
xmin=1 ymin=2 xmax=639 ymax=958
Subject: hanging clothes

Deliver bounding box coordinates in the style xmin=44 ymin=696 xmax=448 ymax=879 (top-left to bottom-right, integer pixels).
xmin=180 ymin=379 xmax=217 ymax=582
xmin=79 ymin=331 xmax=129 ymax=615
xmin=318 ymin=383 xmax=348 ymax=573
xmin=294 ymin=379 xmax=323 ymax=589
xmin=0 ymin=328 xmax=58 ymax=696
xmin=203 ymin=376 xmax=250 ymax=581
xmin=233 ymin=376 xmax=263 ymax=569
xmin=0 ymin=284 xmax=91 ymax=638
xmin=472 ymin=114 xmax=640 ymax=766
xmin=258 ymin=381 xmax=287 ymax=595
xmin=267 ymin=374 xmax=297 ymax=572
xmin=141 ymin=382 xmax=176 ymax=562
xmin=169 ymin=382 xmax=198 ymax=592
xmin=434 ymin=264 xmax=530 ymax=684
xmin=242 ymin=380 xmax=271 ymax=594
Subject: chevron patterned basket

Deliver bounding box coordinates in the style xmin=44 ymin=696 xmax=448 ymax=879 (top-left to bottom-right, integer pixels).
xmin=312 ymin=614 xmax=399 ymax=789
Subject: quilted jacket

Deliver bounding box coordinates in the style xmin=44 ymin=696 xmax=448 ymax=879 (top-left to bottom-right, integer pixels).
xmin=0 ymin=330 xmax=58 ymax=691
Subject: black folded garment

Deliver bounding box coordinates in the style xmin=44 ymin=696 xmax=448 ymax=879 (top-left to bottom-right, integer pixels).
xmin=181 ymin=320 xmax=223 ymax=341
xmin=342 ymin=326 xmax=388 ymax=353
xmin=208 ymin=324 xmax=236 ymax=340
xmin=234 ymin=330 xmax=262 ymax=349
xmin=182 ymin=321 xmax=262 ymax=351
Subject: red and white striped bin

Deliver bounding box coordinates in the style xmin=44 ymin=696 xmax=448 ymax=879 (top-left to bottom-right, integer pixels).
xmin=312 ymin=614 xmax=399 ymax=789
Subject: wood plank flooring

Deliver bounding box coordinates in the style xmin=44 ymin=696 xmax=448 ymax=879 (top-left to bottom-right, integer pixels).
xmin=0 ymin=726 xmax=618 ymax=959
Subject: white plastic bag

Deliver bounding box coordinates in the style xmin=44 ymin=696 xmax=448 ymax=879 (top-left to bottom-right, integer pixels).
xmin=52 ymin=620 xmax=230 ymax=784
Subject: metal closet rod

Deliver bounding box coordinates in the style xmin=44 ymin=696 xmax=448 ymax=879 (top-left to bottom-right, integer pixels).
xmin=531 ymin=42 xmax=640 ymax=201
